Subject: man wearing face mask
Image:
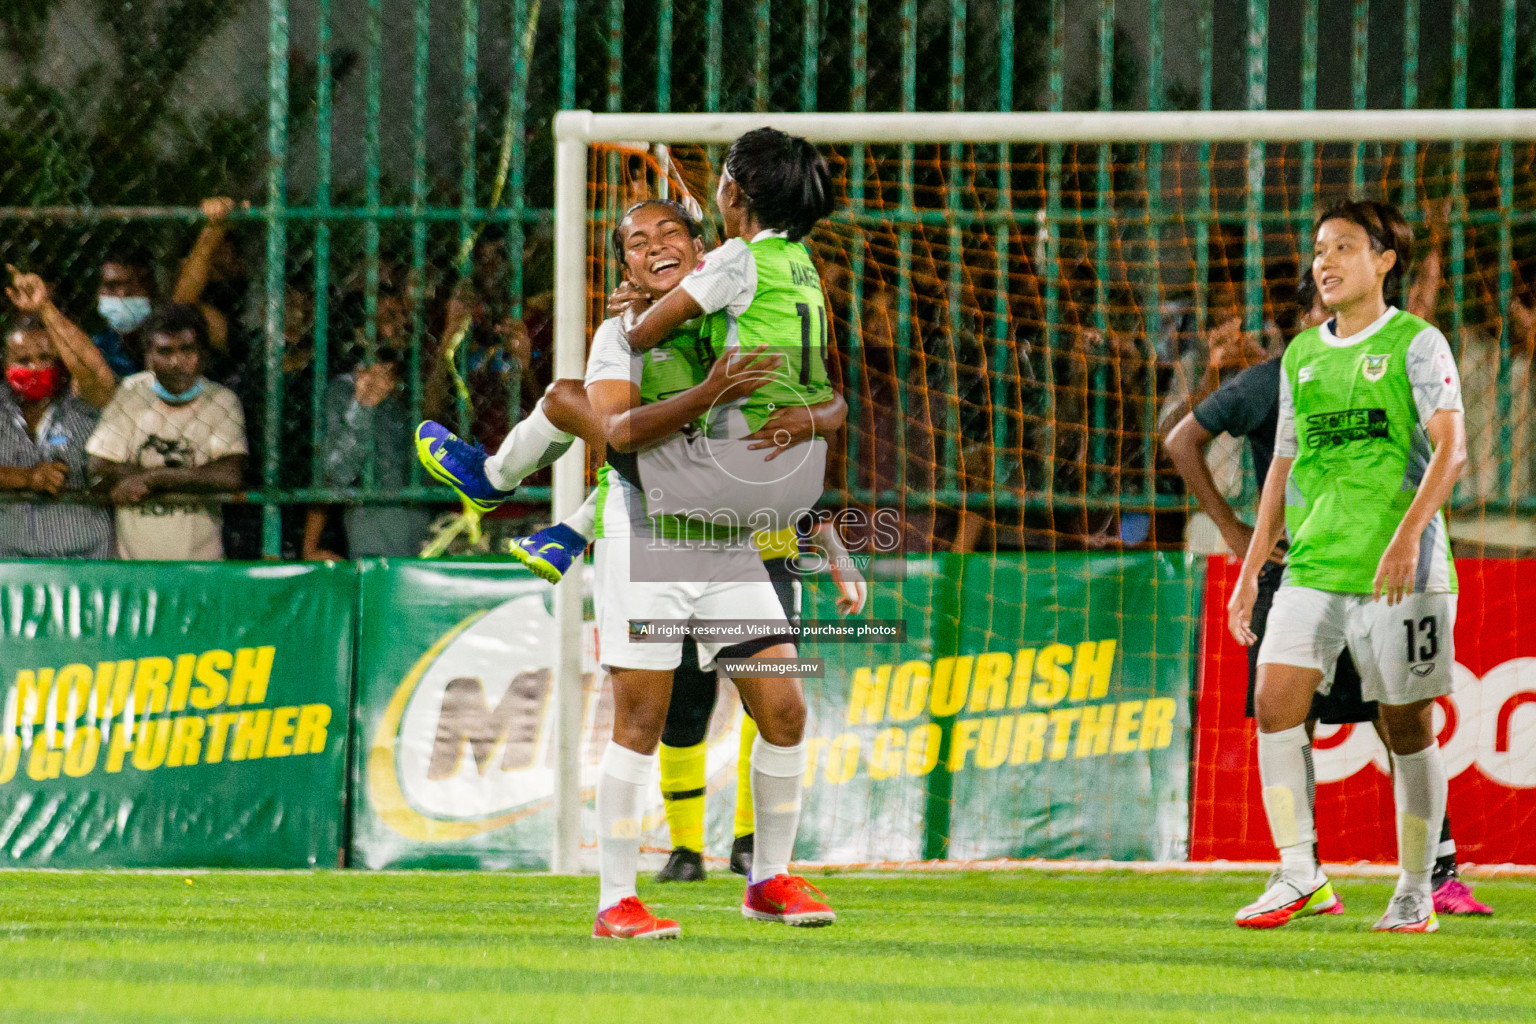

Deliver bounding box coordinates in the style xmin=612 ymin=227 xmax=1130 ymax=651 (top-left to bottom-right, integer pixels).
xmin=94 ymin=246 xmax=157 ymax=379
xmin=86 ymin=303 xmax=247 ymax=560
xmin=0 ymin=314 xmax=115 ymax=559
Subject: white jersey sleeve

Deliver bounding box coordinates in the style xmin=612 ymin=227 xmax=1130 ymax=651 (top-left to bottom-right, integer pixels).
xmin=679 ymin=238 xmax=756 ymax=318
xmin=584 ymin=317 xmax=640 ymax=387
xmin=1406 ymin=325 xmax=1464 ymax=423
xmin=1274 ymin=366 xmax=1298 ymax=459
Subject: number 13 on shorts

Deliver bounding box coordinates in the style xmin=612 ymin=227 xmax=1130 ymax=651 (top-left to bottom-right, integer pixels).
xmin=1355 ymin=592 xmax=1456 ymax=703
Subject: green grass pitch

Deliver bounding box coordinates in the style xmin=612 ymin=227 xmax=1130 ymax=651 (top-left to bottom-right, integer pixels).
xmin=3 ymin=870 xmax=1534 ymax=1022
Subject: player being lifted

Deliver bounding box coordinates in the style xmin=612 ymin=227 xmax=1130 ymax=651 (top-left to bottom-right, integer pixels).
xmin=1227 ymin=200 xmax=1467 ymax=934
xmin=1165 ymin=265 xmax=1491 ymax=917
xmin=415 ymin=130 xmax=840 ymax=563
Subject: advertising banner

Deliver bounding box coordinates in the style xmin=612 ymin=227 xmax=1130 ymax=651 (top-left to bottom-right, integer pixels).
xmin=1191 ymin=557 xmax=1536 ymax=864
xmin=0 ymin=562 xmax=353 ymax=867
xmin=351 ymin=553 xmax=1200 ymax=870
xmin=350 ymin=560 xmax=594 ymax=869
xmin=796 ymin=552 xmax=1200 ymax=864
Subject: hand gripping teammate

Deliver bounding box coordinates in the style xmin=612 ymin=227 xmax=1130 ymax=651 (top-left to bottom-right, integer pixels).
xmin=1165 ymin=272 xmax=1491 ymax=918
xmin=1227 ymin=200 xmax=1468 ymax=934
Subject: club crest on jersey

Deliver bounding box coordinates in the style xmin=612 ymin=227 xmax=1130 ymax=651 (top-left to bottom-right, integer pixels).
xmin=1361 ymin=353 xmax=1390 ymax=383
xmin=1298 ymin=366 xmax=1316 ymax=384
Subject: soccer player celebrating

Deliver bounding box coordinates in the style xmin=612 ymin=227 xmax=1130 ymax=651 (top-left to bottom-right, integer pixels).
xmin=583 ymin=214 xmax=837 ymax=937
xmin=1166 ymin=273 xmax=1492 ymax=917
xmin=623 ymin=128 xmax=836 ymax=481
xmin=1227 ymin=200 xmax=1467 ymax=934
xmin=586 ymin=130 xmax=840 ymax=936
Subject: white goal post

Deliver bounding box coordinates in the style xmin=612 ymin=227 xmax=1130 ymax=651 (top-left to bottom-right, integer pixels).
xmin=545 ymin=107 xmax=1536 ymax=874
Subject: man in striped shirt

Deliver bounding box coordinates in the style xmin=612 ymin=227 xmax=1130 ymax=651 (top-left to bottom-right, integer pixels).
xmin=0 ymin=299 xmax=115 ymax=558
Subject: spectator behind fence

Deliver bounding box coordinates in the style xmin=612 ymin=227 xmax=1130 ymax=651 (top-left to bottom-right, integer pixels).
xmin=173 ymin=196 xmax=249 ymax=368
xmin=0 ymin=314 xmax=115 ymax=559
xmin=93 ymin=245 xmax=158 ymax=379
xmin=87 ymin=304 xmax=247 ymax=560
xmin=310 ymin=345 xmax=430 ymax=559
xmin=430 ymin=234 xmax=533 ymax=448
xmin=4 ymin=267 xmax=118 ymax=409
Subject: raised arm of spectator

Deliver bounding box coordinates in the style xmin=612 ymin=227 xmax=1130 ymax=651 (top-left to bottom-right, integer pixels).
xmin=1156 ymin=316 xmax=1266 ymax=435
xmin=173 ymin=197 xmax=238 ymax=352
xmin=423 ymin=284 xmax=474 ymax=422
xmin=322 ymin=365 xmax=397 ymax=487
xmin=6 ymin=267 xmax=116 ymax=408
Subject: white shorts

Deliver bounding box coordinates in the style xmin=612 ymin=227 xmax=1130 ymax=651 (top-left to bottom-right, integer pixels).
xmin=1257 ymin=585 xmax=1456 ymax=706
xmin=638 ymin=433 xmax=827 ymax=530
xmin=593 ymin=536 xmax=792 ymax=671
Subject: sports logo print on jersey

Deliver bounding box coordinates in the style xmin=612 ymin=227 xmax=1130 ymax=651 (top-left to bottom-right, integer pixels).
xmin=1302 ymin=408 xmax=1388 ymax=449
xmin=1361 ymin=352 xmax=1390 ymax=382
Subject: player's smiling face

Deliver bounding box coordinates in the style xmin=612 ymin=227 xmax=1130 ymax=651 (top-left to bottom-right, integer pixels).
xmin=1312 ymin=218 xmax=1395 ymax=312
xmin=619 ymin=205 xmax=702 ymax=297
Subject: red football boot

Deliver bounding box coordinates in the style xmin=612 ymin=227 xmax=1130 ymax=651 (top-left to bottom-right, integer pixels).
xmin=592 ymin=896 xmax=681 ymax=939
xmin=742 ymin=874 xmax=836 ymax=927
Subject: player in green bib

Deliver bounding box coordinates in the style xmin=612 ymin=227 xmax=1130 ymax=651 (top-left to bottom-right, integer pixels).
xmin=1227 ymin=201 xmax=1468 ymax=935
xmin=626 ymin=127 xmax=835 ymax=415
xmin=618 ymin=129 xmax=836 ymax=533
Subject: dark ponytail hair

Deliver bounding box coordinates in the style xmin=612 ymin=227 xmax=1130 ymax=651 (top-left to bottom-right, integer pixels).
xmin=723 ymin=127 xmax=834 ymax=241
xmin=1312 ymin=199 xmax=1413 ymax=305
xmin=610 ymin=198 xmax=704 ymax=266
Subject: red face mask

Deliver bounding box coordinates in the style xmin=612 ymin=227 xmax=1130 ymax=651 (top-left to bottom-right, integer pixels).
xmin=6 ymin=365 xmax=61 ymax=403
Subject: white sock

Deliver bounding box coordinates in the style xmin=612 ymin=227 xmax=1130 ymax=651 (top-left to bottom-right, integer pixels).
xmin=1436 ymin=812 xmax=1455 ymax=861
xmin=561 ymin=489 xmax=600 ymax=541
xmin=1392 ymin=743 xmax=1447 ymax=897
xmin=749 ymin=736 xmax=806 ymax=883
xmin=597 ymin=741 xmax=654 ymax=912
xmin=484 ymin=402 xmax=574 ymax=490
xmin=1257 ymin=724 xmax=1318 ymax=880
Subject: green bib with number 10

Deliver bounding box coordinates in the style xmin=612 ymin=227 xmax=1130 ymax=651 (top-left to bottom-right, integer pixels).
xmin=704 ymin=236 xmax=834 ymax=433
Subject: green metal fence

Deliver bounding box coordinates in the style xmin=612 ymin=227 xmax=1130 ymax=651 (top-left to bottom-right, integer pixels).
xmin=0 ymin=0 xmax=1531 ymax=556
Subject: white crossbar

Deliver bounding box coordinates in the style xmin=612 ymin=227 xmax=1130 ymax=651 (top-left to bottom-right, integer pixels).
xmin=557 ymin=108 xmax=1536 ymax=145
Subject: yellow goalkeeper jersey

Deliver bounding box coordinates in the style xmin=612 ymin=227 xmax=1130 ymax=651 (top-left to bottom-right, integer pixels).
xmin=753 ymin=526 xmax=799 ymax=561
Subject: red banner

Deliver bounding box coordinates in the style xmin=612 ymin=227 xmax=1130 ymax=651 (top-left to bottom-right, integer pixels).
xmin=1192 ymin=557 xmax=1536 ymax=865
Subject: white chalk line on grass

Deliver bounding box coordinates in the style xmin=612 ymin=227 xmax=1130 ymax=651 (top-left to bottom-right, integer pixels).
xmin=2 ymin=860 xmax=1534 ymax=879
